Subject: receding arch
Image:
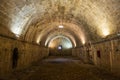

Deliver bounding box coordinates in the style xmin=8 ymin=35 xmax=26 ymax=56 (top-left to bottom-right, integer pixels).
xmin=48 ymin=36 xmax=73 ymax=49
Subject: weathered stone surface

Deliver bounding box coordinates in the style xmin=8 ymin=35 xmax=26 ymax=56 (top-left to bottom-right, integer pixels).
xmin=72 ymin=38 xmax=120 ymax=76
xmin=0 ymin=0 xmax=119 ymax=46
xmin=1 ymin=56 xmax=120 ymax=80
xmin=0 ymin=0 xmax=120 ymax=77
xmin=0 ymin=36 xmax=49 ymax=75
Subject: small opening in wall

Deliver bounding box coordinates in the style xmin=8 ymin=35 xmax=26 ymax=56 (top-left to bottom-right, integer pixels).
xmin=58 ymin=45 xmax=62 ymax=50
xmin=97 ymin=50 xmax=101 ymax=58
xmin=12 ymin=48 xmax=19 ymax=69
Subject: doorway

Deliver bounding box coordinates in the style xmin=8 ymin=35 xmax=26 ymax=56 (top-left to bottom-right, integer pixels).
xmin=12 ymin=48 xmax=19 ymax=69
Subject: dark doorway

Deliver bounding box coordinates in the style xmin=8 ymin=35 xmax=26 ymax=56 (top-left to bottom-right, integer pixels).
xmin=97 ymin=50 xmax=101 ymax=58
xmin=12 ymin=48 xmax=19 ymax=69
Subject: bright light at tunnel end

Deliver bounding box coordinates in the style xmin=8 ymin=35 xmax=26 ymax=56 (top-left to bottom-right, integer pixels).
xmin=48 ymin=36 xmax=73 ymax=49
xmin=58 ymin=25 xmax=64 ymax=28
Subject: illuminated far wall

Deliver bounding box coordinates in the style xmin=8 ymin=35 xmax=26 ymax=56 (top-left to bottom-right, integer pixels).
xmin=48 ymin=36 xmax=73 ymax=50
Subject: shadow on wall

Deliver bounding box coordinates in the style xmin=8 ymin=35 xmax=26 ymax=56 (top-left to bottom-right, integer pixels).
xmin=49 ymin=49 xmax=72 ymax=56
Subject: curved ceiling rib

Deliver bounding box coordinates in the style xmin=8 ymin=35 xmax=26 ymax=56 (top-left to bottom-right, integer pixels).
xmin=0 ymin=0 xmax=119 ymax=47
xmin=25 ymin=21 xmax=86 ymax=46
xmin=48 ymin=35 xmax=73 ymax=49
xmin=43 ymin=31 xmax=77 ymax=48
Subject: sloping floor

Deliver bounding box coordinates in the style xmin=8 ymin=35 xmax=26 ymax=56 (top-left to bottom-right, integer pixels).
xmin=1 ymin=56 xmax=120 ymax=80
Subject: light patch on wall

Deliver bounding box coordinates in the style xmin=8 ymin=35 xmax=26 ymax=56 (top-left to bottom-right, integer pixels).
xmin=64 ymin=41 xmax=73 ymax=49
xmin=98 ymin=18 xmax=110 ymax=37
xmin=77 ymin=31 xmax=86 ymax=45
xmin=82 ymin=38 xmax=85 ymax=44
xmin=73 ymin=38 xmax=76 ymax=47
xmin=10 ymin=17 xmax=29 ymax=37
xmin=67 ymin=23 xmax=86 ymax=45
xmin=37 ymin=35 xmax=42 ymax=44
xmin=101 ymin=25 xmax=110 ymax=37
xmin=79 ymin=2 xmax=113 ymax=39
xmin=49 ymin=42 xmax=55 ymax=48
xmin=10 ymin=4 xmax=36 ymax=37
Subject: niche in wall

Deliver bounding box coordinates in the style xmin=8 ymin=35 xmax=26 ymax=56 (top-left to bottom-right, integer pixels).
xmin=97 ymin=50 xmax=101 ymax=58
xmin=12 ymin=48 xmax=19 ymax=69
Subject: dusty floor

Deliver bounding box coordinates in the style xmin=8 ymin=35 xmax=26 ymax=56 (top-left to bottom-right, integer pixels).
xmin=0 ymin=56 xmax=120 ymax=80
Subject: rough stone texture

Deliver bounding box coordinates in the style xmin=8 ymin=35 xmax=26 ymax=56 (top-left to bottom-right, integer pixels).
xmin=111 ymin=39 xmax=120 ymax=75
xmin=72 ymin=38 xmax=120 ymax=76
xmin=0 ymin=0 xmax=120 ymax=46
xmin=0 ymin=36 xmax=49 ymax=75
xmin=1 ymin=56 xmax=120 ymax=80
xmin=0 ymin=0 xmax=120 ymax=77
xmin=72 ymin=47 xmax=87 ymax=63
xmin=49 ymin=49 xmax=72 ymax=56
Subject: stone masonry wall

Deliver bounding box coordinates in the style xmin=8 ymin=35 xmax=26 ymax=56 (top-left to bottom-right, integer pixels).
xmin=49 ymin=49 xmax=72 ymax=56
xmin=0 ymin=36 xmax=49 ymax=75
xmin=72 ymin=38 xmax=120 ymax=76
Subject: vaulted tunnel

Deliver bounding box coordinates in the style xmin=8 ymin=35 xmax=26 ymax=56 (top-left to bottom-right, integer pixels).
xmin=0 ymin=0 xmax=120 ymax=80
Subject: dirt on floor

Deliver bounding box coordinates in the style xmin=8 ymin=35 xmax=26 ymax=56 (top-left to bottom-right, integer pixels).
xmin=0 ymin=56 xmax=120 ymax=80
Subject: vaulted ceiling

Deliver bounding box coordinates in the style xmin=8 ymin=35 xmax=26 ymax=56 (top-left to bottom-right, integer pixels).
xmin=0 ymin=0 xmax=120 ymax=48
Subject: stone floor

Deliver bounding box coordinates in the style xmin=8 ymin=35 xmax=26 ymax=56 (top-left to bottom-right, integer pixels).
xmin=0 ymin=56 xmax=120 ymax=80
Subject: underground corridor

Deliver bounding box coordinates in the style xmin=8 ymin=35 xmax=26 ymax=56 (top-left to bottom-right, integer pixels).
xmin=0 ymin=0 xmax=120 ymax=80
